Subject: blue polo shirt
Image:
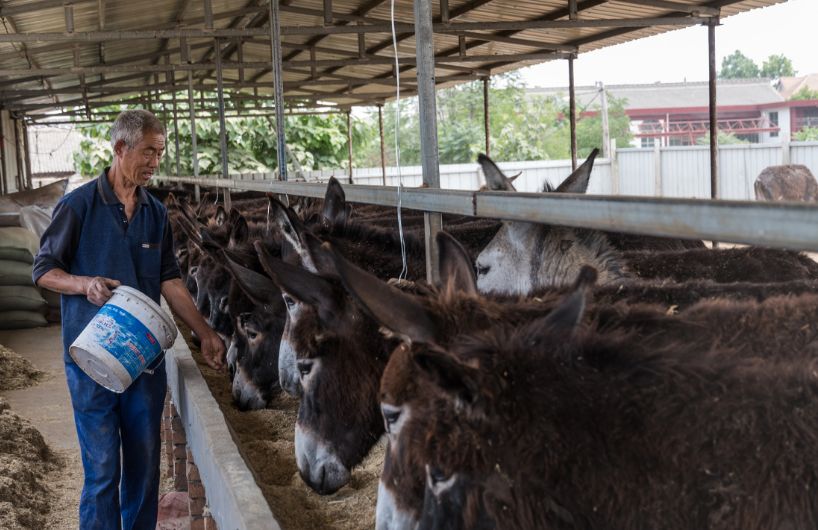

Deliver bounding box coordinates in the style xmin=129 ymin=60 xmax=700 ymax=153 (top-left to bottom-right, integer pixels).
xmin=32 ymin=169 xmax=181 ymax=362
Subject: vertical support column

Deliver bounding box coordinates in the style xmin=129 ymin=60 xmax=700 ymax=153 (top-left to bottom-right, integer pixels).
xmin=346 ymin=110 xmax=354 ymax=184
xmin=483 ymin=77 xmax=490 ymax=156
xmin=0 ymin=111 xmax=8 ymax=195
xmin=14 ymin=118 xmax=24 ymax=191
xmin=378 ymin=104 xmax=386 ymax=186
xmin=568 ymin=56 xmax=577 ymax=171
xmin=214 ymin=38 xmax=231 ymax=210
xmin=269 ymin=0 xmax=288 ymax=181
xmin=186 ymin=69 xmax=201 ymax=201
xmin=599 ymin=82 xmax=610 ymax=159
xmin=708 ymin=18 xmax=719 ymax=200
xmin=414 ymin=0 xmax=442 ymax=284
xmin=568 ymin=0 xmax=578 ymax=171
xmin=22 ymin=119 xmax=33 ymax=190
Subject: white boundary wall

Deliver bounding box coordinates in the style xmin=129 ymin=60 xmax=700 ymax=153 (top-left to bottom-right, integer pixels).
xmin=231 ymin=142 xmax=818 ymax=201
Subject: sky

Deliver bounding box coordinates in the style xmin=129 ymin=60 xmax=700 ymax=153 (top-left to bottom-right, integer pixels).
xmin=519 ymin=0 xmax=817 ymax=88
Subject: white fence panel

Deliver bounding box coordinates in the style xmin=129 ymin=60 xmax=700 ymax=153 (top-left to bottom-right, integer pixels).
xmin=286 ymin=142 xmax=818 ymax=201
xmin=791 ymin=142 xmax=818 ymax=176
xmin=617 ymin=149 xmax=656 ymax=196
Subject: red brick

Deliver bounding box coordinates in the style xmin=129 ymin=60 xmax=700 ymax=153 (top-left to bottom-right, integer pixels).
xmin=188 ymin=496 xmax=206 ymax=516
xmin=190 ymin=516 xmax=206 ymax=530
xmin=204 ymin=515 xmax=218 ymax=530
xmin=187 ymin=480 xmax=205 ymax=499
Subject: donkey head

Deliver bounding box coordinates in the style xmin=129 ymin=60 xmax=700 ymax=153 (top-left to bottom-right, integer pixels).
xmin=474 ymin=149 xmax=622 ymax=295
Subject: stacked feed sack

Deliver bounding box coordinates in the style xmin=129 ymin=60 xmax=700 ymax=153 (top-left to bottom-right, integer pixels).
xmin=0 ymin=227 xmax=48 ymax=329
xmin=0 ymin=179 xmax=68 ymax=227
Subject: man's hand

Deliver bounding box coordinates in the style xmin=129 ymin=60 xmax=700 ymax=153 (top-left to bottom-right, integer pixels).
xmin=161 ymin=278 xmax=226 ymax=372
xmin=198 ymin=328 xmax=227 ymax=371
xmin=85 ymin=276 xmax=122 ymax=306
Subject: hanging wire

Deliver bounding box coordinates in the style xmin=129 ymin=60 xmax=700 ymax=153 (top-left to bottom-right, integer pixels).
xmin=390 ymin=0 xmax=408 ymax=281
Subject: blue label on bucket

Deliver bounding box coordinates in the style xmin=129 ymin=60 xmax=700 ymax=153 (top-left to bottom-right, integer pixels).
xmin=90 ymin=304 xmax=162 ymax=380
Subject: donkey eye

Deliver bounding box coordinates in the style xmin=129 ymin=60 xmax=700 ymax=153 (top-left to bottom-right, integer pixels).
xmin=297 ymin=360 xmax=313 ymax=378
xmin=381 ymin=403 xmax=402 ymax=432
xmin=283 ymin=294 xmax=296 ymax=309
xmin=246 ymin=330 xmax=258 ymax=340
xmin=428 ymin=466 xmax=448 ymax=485
xmin=475 ymin=263 xmax=490 ymax=276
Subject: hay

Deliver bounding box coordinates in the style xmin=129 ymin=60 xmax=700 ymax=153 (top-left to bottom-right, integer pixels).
xmin=176 ymin=321 xmax=380 ymax=530
xmin=0 ymin=344 xmax=44 ymax=391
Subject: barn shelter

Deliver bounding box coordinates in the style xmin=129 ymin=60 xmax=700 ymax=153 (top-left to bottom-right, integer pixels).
xmin=3 ymin=1 xmax=818 ymax=529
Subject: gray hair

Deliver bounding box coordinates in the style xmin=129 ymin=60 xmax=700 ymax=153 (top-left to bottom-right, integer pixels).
xmin=110 ymin=109 xmax=165 ymax=151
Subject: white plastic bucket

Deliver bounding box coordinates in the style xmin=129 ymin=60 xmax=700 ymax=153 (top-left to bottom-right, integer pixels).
xmin=69 ymin=285 xmax=178 ymax=393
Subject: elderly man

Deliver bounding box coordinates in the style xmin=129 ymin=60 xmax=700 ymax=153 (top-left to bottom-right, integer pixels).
xmin=32 ymin=109 xmax=225 ymax=530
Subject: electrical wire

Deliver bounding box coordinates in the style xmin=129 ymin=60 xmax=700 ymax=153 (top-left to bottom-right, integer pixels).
xmin=390 ymin=0 xmax=408 ymax=281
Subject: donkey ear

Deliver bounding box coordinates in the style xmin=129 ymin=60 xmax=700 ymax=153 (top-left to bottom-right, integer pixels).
xmin=477 ymin=154 xmax=516 ymax=191
xmin=414 ymin=350 xmax=480 ymax=406
xmin=436 ymin=231 xmax=477 ymax=295
xmin=214 ymin=205 xmax=228 ymax=226
xmin=268 ymin=195 xmax=316 ymax=272
xmin=328 ymin=243 xmax=439 ymax=345
xmin=540 ymin=265 xmax=597 ymax=332
xmin=229 ymin=214 xmax=249 ymax=247
xmin=302 ymin=232 xmax=338 ymax=278
xmin=221 ymin=250 xmax=281 ymax=308
xmin=322 ymin=177 xmax=349 ymax=230
xmin=555 ymin=148 xmax=599 ymax=194
xmin=254 ymin=241 xmax=339 ymax=325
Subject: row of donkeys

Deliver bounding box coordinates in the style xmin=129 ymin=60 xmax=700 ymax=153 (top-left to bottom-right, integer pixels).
xmin=164 ymin=149 xmax=818 ymax=530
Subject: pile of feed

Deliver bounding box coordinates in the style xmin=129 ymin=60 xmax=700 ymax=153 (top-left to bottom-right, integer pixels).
xmin=177 ymin=322 xmax=383 ymax=530
xmin=0 ymin=344 xmax=44 ymax=391
xmin=0 ymin=397 xmax=57 ymax=529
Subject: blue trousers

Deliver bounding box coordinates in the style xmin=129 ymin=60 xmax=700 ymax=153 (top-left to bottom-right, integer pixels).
xmin=65 ymin=361 xmax=167 ymax=530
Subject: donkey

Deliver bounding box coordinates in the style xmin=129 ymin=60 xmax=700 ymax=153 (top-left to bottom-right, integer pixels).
xmin=475 ymin=152 xmax=817 ymax=294
xmin=327 ymin=234 xmax=818 ymax=529
xmin=413 ymin=288 xmax=818 ymax=530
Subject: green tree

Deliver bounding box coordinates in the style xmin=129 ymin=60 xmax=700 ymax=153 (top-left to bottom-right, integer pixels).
xmin=790 ymin=87 xmax=818 ymax=101
xmin=720 ymin=50 xmax=760 ymax=79
xmin=573 ymin=94 xmax=633 ymax=158
xmin=761 ymin=54 xmax=796 ymax=78
xmin=793 ymin=127 xmax=818 ymax=141
xmin=695 ymin=131 xmax=750 ymax=145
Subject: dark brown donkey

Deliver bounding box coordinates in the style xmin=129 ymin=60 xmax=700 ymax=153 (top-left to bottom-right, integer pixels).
xmin=326 ymin=232 xmax=818 ymax=530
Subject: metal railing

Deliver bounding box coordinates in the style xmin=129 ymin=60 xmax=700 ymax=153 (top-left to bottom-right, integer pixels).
xmin=156 ymin=176 xmax=818 ymax=252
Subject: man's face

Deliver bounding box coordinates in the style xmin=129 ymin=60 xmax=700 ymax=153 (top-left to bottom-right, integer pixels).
xmin=117 ymin=131 xmax=165 ymax=186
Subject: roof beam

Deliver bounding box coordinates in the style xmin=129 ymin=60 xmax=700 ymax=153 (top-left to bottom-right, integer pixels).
xmin=612 ymin=0 xmax=720 ymax=16
xmin=0 ymin=6 xmax=60 ymax=105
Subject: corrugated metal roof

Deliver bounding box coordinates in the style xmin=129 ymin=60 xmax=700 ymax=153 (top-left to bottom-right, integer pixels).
xmin=0 ymin=0 xmax=786 ymax=122
xmin=530 ymin=78 xmax=785 ymax=110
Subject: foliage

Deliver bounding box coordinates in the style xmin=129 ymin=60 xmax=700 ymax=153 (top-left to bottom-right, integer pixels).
xmin=720 ymin=50 xmax=797 ymax=80
xmin=73 ymin=78 xmax=633 ymax=177
xmin=761 ymin=54 xmax=796 ymax=78
xmin=790 ymin=87 xmax=818 ymax=101
xmin=695 ymin=131 xmax=750 ymax=145
xmin=720 ymin=50 xmax=760 ymax=79
xmin=793 ymin=127 xmax=818 ymax=142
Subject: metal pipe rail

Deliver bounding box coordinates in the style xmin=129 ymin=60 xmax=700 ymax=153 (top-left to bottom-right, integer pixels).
xmin=156 ymin=176 xmax=818 ymax=252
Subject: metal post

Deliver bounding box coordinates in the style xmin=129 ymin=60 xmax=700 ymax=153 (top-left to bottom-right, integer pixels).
xmin=269 ymin=0 xmax=288 ymax=181
xmin=483 ymin=77 xmax=490 ymax=156
xmin=414 ymin=0 xmax=442 ymax=284
xmin=13 ymin=118 xmax=24 ymax=191
xmin=22 ymin=119 xmax=33 ymax=189
xmin=708 ymin=18 xmax=718 ymax=200
xmin=171 ymin=82 xmax=181 ymax=176
xmin=599 ymin=81 xmax=610 ymax=159
xmin=215 ymin=38 xmax=231 ymax=210
xmin=0 ymin=111 xmax=7 ymax=195
xmin=187 ymin=70 xmax=200 ymax=202
xmin=378 ymin=104 xmax=386 ymax=186
xmin=568 ymin=56 xmax=577 ymax=171
xmin=346 ymin=111 xmax=354 ymax=184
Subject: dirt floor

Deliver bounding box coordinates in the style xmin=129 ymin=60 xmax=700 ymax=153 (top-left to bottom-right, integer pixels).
xmin=176 ymin=321 xmax=383 ymax=530
xmin=0 ymin=329 xmax=74 ymax=530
